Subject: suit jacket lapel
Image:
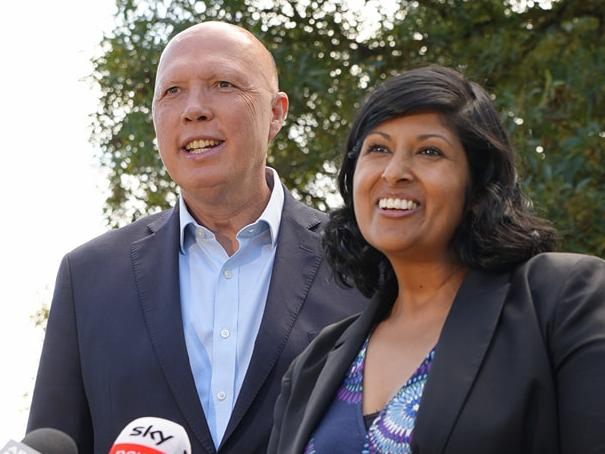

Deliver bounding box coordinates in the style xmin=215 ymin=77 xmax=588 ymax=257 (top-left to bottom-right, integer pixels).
xmin=292 ymin=296 xmax=382 ymax=452
xmin=412 ymin=269 xmax=511 ymax=454
xmin=222 ymin=191 xmax=325 ymax=442
xmin=130 ymin=206 xmax=216 ymax=454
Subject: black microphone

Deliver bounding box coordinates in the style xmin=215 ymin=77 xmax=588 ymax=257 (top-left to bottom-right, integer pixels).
xmin=1 ymin=428 xmax=77 ymax=454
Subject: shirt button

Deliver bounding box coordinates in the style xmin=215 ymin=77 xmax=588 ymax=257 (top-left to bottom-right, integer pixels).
xmin=223 ymin=269 xmax=233 ymax=279
xmin=217 ymin=391 xmax=226 ymax=401
xmin=220 ymin=329 xmax=230 ymax=339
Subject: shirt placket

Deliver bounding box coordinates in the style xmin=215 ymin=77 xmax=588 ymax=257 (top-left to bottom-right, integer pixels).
xmin=210 ymin=258 xmax=239 ymax=443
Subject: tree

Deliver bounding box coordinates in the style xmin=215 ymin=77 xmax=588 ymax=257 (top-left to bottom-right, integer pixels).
xmin=91 ymin=0 xmax=605 ymax=256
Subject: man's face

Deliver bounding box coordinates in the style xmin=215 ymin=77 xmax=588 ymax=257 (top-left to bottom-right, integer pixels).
xmin=152 ymin=25 xmax=287 ymax=203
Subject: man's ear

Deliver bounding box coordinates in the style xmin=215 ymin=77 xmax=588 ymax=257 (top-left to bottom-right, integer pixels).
xmin=268 ymin=92 xmax=289 ymax=142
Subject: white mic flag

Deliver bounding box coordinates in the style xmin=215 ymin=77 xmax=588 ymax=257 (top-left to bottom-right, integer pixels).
xmin=108 ymin=417 xmax=191 ymax=454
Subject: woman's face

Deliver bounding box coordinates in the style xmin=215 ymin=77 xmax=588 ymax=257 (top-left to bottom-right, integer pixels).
xmin=352 ymin=112 xmax=470 ymax=263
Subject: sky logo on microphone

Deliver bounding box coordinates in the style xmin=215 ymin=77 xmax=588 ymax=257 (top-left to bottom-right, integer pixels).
xmin=130 ymin=425 xmax=174 ymax=446
xmin=109 ymin=417 xmax=191 ymax=454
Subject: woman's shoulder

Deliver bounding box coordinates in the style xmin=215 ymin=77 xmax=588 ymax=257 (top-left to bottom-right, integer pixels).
xmin=513 ymin=252 xmax=605 ymax=286
xmin=523 ymin=251 xmax=604 ymax=268
xmin=508 ymin=252 xmax=605 ymax=323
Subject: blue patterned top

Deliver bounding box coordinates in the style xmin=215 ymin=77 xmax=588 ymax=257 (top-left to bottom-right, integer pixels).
xmin=305 ymin=337 xmax=435 ymax=453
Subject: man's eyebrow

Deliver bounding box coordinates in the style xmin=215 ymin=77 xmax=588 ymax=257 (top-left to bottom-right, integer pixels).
xmin=157 ymin=77 xmax=181 ymax=86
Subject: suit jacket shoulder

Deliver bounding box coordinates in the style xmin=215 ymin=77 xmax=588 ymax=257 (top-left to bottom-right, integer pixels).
xmin=68 ymin=208 xmax=173 ymax=259
xmin=508 ymin=252 xmax=605 ymax=350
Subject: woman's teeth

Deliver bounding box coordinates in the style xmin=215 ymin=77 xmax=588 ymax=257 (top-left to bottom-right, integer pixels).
xmin=378 ymin=198 xmax=418 ymax=210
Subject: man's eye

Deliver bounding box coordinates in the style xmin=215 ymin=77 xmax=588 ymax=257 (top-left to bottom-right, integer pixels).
xmin=217 ymin=81 xmax=234 ymax=89
xmin=165 ymin=86 xmax=180 ymax=95
xmin=419 ymin=146 xmax=442 ymax=157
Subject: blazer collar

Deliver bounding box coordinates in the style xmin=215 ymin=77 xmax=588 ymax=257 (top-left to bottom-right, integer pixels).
xmin=130 ymin=205 xmax=217 ymax=454
xmin=220 ymin=188 xmax=326 ymax=445
xmin=412 ymin=268 xmax=511 ymax=454
xmin=291 ymin=282 xmax=395 ymax=452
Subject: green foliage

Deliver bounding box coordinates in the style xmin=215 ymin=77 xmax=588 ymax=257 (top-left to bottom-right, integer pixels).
xmin=31 ymin=304 xmax=49 ymax=331
xmin=91 ymin=0 xmax=605 ymax=256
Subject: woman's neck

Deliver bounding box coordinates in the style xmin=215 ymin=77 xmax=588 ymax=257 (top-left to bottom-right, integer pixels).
xmin=388 ymin=257 xmax=468 ymax=319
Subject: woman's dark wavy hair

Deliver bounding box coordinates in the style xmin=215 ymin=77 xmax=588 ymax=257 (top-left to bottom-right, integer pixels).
xmin=323 ymin=65 xmax=558 ymax=297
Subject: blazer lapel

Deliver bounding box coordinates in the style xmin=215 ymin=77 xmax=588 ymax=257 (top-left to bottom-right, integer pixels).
xmin=412 ymin=269 xmax=511 ymax=454
xmin=130 ymin=207 xmax=216 ymax=454
xmin=290 ymin=293 xmax=385 ymax=453
xmin=222 ymin=191 xmax=325 ymax=442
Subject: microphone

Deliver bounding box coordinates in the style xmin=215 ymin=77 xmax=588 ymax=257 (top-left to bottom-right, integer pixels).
xmin=1 ymin=428 xmax=77 ymax=454
xmin=109 ymin=417 xmax=191 ymax=454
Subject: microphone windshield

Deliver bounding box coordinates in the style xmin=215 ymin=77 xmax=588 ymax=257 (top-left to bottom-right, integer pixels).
xmin=21 ymin=428 xmax=78 ymax=454
xmin=109 ymin=417 xmax=191 ymax=454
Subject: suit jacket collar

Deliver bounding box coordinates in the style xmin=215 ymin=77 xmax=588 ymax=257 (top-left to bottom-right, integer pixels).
xmin=290 ymin=268 xmax=510 ymax=454
xmin=130 ymin=205 xmax=217 ymax=454
xmin=220 ymin=188 xmax=325 ymax=445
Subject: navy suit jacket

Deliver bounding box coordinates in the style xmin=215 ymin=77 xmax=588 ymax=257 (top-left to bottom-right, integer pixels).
xmin=27 ymin=190 xmax=368 ymax=453
xmin=269 ymin=253 xmax=605 ymax=454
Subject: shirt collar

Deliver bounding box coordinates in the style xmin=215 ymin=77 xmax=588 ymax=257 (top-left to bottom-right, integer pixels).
xmin=179 ymin=167 xmax=284 ymax=253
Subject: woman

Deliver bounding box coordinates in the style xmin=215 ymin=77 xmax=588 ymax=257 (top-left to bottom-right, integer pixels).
xmin=268 ymin=65 xmax=605 ymax=454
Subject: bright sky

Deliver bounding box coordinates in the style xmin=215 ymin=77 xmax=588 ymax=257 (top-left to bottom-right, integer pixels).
xmin=0 ymin=0 xmax=115 ymax=443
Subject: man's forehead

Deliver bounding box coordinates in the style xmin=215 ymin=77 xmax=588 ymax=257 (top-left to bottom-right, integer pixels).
xmin=157 ymin=57 xmax=248 ymax=83
xmin=156 ymin=23 xmax=277 ymax=89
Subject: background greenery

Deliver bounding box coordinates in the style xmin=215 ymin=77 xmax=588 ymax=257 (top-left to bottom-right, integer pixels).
xmin=91 ymin=0 xmax=605 ymax=256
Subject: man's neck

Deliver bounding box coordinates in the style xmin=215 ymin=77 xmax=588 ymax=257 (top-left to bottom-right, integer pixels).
xmin=182 ymin=179 xmax=272 ymax=256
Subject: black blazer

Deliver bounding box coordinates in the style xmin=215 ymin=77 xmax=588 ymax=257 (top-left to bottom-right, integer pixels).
xmin=269 ymin=253 xmax=605 ymax=454
xmin=27 ymin=189 xmax=368 ymax=454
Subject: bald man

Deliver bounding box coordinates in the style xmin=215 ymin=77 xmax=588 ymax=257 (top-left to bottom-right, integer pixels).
xmin=27 ymin=21 xmax=367 ymax=454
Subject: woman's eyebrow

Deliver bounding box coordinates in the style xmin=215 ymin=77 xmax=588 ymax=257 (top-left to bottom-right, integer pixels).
xmin=417 ymin=133 xmax=455 ymax=147
xmin=366 ymin=131 xmax=455 ymax=147
xmin=365 ymin=131 xmax=391 ymax=140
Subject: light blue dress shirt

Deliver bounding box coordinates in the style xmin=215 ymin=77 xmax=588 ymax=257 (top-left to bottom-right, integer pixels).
xmin=178 ymin=168 xmax=284 ymax=448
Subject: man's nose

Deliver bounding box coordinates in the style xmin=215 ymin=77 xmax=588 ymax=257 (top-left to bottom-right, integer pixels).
xmin=182 ymin=91 xmax=214 ymax=122
xmin=381 ymin=154 xmax=414 ymax=186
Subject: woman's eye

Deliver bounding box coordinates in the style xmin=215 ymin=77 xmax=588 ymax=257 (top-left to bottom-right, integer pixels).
xmin=419 ymin=146 xmax=442 ymax=157
xmin=367 ymin=144 xmax=390 ymax=154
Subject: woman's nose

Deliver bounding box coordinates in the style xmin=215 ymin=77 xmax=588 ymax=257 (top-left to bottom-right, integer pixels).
xmin=381 ymin=154 xmax=414 ymax=185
